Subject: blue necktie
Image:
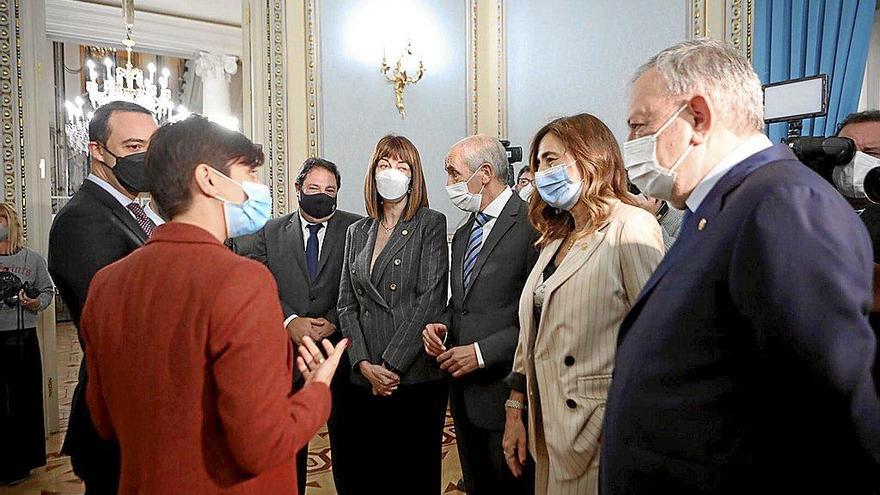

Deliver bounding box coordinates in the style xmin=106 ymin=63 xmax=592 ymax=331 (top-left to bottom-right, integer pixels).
xmin=306 ymin=223 xmax=324 ymax=282
xmin=463 ymin=212 xmax=490 ymax=291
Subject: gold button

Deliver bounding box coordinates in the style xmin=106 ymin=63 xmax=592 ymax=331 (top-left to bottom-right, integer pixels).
xmin=390 ymin=283 xmax=397 ymax=291
xmin=394 ymin=258 xmax=401 ymax=266
xmin=401 ymin=229 xmax=408 ymax=236
xmin=698 ymin=218 xmax=707 ymax=231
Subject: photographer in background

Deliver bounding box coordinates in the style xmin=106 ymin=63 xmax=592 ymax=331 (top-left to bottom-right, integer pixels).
xmin=0 ymin=203 xmax=55 ymax=486
xmin=838 ymin=111 xmax=880 ymax=301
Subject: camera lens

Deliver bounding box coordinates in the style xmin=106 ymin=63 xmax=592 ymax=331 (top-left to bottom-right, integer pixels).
xmin=863 ymin=167 xmax=880 ymax=203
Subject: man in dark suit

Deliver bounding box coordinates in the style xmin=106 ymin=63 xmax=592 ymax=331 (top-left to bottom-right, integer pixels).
xmin=240 ymin=158 xmax=361 ymax=495
xmin=48 ymin=101 xmax=160 ymax=494
xmin=602 ymin=39 xmax=880 ymax=494
xmin=423 ymin=135 xmax=537 ymax=495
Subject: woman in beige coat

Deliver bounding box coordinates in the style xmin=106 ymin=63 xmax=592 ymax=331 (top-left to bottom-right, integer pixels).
xmin=502 ymin=113 xmax=665 ymax=494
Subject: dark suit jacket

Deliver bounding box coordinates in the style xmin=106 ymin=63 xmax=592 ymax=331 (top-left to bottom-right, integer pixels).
xmin=245 ymin=209 xmax=362 ymax=336
xmin=438 ymin=193 xmax=538 ymax=430
xmin=601 ymin=145 xmax=880 ymax=494
xmin=48 ymin=179 xmax=148 ymax=458
xmin=338 ymin=207 xmax=448 ymax=386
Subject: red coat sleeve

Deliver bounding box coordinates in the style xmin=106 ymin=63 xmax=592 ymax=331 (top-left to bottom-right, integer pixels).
xmin=80 ymin=272 xmax=115 ymax=441
xmin=207 ymin=260 xmax=331 ymax=475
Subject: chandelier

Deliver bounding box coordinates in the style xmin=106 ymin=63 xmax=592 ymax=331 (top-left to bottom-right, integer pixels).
xmin=64 ymin=0 xmax=185 ymax=153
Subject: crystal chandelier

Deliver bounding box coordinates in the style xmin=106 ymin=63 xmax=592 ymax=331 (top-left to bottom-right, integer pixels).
xmin=64 ymin=0 xmax=185 ymax=153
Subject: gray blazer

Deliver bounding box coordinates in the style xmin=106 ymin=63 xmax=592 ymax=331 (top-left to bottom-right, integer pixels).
xmin=439 ymin=194 xmax=538 ymax=430
xmin=338 ymin=207 xmax=449 ymax=386
xmin=246 ymin=209 xmax=362 ymax=332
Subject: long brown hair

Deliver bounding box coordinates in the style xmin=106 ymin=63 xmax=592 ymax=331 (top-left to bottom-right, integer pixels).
xmin=0 ymin=203 xmax=25 ymax=254
xmin=363 ymin=134 xmax=429 ymax=221
xmin=527 ymin=113 xmax=637 ymax=247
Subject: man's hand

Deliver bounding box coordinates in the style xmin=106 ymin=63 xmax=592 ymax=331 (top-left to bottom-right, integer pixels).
xmin=503 ymin=392 xmax=528 ymax=477
xmin=286 ymin=316 xmax=320 ymax=344
xmin=311 ymin=317 xmax=337 ymax=339
xmin=359 ymin=361 xmax=400 ymax=396
xmin=18 ymin=289 xmax=40 ymax=311
xmin=438 ymin=344 xmax=479 ymax=378
xmin=422 ymin=323 xmax=447 ymax=357
xmin=296 ymin=336 xmax=349 ymax=386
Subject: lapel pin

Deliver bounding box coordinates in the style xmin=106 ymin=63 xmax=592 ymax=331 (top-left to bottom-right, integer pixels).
xmin=698 ymin=218 xmax=707 ymax=231
xmin=401 ymin=229 xmax=408 ymax=236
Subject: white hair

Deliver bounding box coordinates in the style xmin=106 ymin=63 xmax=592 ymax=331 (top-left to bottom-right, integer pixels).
xmin=634 ymin=38 xmax=765 ymax=133
xmin=448 ymin=135 xmax=510 ymax=184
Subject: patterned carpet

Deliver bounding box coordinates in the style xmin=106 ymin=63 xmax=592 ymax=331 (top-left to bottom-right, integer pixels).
xmin=0 ymin=324 xmax=465 ymax=495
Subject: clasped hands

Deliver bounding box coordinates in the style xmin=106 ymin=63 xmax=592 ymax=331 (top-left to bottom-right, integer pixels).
xmin=359 ymin=361 xmax=400 ymax=397
xmin=421 ymin=323 xmax=479 ymax=378
xmin=287 ymin=316 xmax=336 ymax=345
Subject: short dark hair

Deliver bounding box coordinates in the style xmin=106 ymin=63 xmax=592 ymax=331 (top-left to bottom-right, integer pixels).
xmin=838 ymin=110 xmax=880 ymax=134
xmin=88 ymin=100 xmax=155 ymax=144
xmin=516 ymin=165 xmax=532 ymax=181
xmin=146 ymin=115 xmax=264 ymax=219
xmin=296 ymin=157 xmax=341 ymax=190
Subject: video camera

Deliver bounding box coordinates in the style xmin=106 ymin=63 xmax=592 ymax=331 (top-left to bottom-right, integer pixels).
xmin=500 ymin=139 xmax=523 ymax=188
xmin=763 ymin=75 xmax=880 ymax=202
xmin=0 ymin=271 xmax=39 ymax=308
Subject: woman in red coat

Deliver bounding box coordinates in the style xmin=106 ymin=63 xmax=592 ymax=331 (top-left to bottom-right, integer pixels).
xmin=80 ymin=115 xmax=346 ymax=494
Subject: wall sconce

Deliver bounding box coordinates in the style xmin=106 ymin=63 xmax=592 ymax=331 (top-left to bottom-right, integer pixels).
xmin=380 ymin=42 xmax=425 ymax=118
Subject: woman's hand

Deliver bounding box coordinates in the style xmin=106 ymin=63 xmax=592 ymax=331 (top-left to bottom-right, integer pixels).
xmin=18 ymin=289 xmax=40 ymax=311
xmin=502 ymin=393 xmax=529 ymax=477
xmin=359 ymin=361 xmax=400 ymax=396
xmin=296 ymin=336 xmax=349 ymax=386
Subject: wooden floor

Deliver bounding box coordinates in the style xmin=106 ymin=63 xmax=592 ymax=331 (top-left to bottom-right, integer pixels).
xmin=0 ymin=324 xmax=465 ymax=494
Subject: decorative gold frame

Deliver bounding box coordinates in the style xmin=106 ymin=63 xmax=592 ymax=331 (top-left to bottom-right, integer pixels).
xmin=0 ymin=0 xmax=26 ymax=236
xmin=690 ymin=0 xmax=754 ymax=61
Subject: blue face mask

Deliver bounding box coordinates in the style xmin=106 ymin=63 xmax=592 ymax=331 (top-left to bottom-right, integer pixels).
xmin=211 ymin=169 xmax=272 ymax=238
xmin=534 ymin=161 xmax=583 ymax=210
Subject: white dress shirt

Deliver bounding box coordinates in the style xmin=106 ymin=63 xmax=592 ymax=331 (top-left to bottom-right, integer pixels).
xmin=685 ymin=134 xmax=773 ymax=213
xmin=283 ymin=212 xmax=329 ymax=328
xmin=470 ymin=186 xmax=514 ymax=368
xmin=86 ymin=174 xmax=165 ymax=226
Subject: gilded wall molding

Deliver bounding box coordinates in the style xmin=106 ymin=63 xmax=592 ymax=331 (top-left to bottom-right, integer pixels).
xmin=0 ymin=0 xmax=26 ymax=236
xmin=467 ymin=0 xmax=477 ymax=135
xmin=692 ymin=0 xmax=754 ymax=61
xmin=496 ymin=0 xmax=506 ymax=139
xmin=305 ymin=0 xmax=320 ymax=158
xmin=690 ymin=0 xmax=707 ymax=38
xmin=728 ymin=0 xmax=754 ymax=60
xmin=265 ymin=0 xmax=288 ymax=215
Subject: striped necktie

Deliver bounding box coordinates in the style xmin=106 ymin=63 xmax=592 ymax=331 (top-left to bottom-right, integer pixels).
xmin=126 ymin=202 xmax=156 ymax=237
xmin=463 ymin=212 xmax=490 ymax=291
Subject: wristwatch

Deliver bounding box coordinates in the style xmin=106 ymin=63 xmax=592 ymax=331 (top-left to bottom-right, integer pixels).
xmin=505 ymin=399 xmax=527 ymax=411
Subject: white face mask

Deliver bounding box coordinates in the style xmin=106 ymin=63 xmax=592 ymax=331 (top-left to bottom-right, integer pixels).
xmin=623 ymin=104 xmax=693 ymax=201
xmin=518 ymin=183 xmax=534 ymax=202
xmin=832 ymin=151 xmax=880 ymax=202
xmin=375 ymin=168 xmax=411 ymax=201
xmin=446 ymin=166 xmax=484 ymax=213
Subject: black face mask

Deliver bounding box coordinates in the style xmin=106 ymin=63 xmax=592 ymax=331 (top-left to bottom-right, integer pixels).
xmin=298 ymin=191 xmax=337 ymax=219
xmin=101 ymin=145 xmax=147 ymax=194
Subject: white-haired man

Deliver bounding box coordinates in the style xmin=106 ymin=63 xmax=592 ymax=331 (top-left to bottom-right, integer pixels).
xmin=602 ymin=39 xmax=880 ymax=494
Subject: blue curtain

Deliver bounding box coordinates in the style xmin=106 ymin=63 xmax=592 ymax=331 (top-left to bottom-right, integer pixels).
xmin=753 ymin=0 xmax=876 ymax=143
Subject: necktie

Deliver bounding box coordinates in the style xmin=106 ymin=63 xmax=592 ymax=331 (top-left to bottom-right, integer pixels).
xmin=463 ymin=212 xmax=490 ymax=291
xmin=306 ymin=223 xmax=324 ymax=282
xmin=126 ymin=202 xmax=156 ymax=237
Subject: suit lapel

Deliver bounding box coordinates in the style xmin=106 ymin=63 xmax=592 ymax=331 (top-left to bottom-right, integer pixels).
xmin=371 ymin=213 xmax=418 ymax=286
xmin=81 ymin=180 xmax=147 ymax=245
xmin=542 ymin=226 xmax=607 ymax=302
xmin=619 ymin=144 xmax=795 ymax=341
xmin=282 ymin=212 xmax=309 ymax=282
xmin=354 ymin=220 xmax=390 ymax=309
xmin=464 ymin=195 xmax=520 ymax=300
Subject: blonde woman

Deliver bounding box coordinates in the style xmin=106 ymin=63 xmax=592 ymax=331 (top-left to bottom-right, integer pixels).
xmin=0 ymin=203 xmax=55 ymax=485
xmin=501 ymin=114 xmax=665 ymax=494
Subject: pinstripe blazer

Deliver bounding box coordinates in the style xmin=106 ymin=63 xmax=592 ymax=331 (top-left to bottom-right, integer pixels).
xmin=338 ymin=207 xmax=449 ymax=386
xmin=511 ymin=201 xmax=664 ymax=481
